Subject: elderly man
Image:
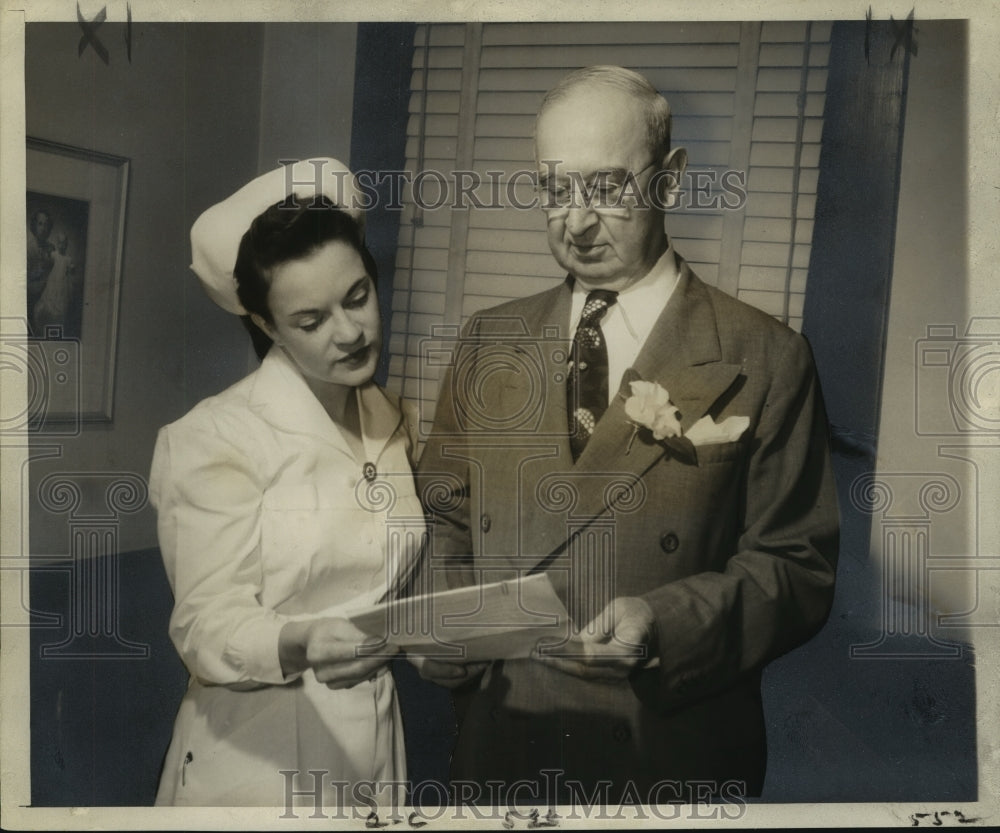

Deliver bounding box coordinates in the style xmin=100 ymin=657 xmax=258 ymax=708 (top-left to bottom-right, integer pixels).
xmin=415 ymin=65 xmax=839 ymax=805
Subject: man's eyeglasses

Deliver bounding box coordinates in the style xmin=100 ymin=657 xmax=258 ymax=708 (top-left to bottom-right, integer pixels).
xmin=536 ymin=161 xmax=660 ymax=214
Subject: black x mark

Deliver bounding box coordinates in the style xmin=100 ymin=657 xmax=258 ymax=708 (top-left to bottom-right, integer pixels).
xmin=865 ymin=6 xmax=919 ymax=65
xmin=890 ymin=9 xmax=919 ymax=61
xmin=77 ymin=3 xmax=109 ymax=65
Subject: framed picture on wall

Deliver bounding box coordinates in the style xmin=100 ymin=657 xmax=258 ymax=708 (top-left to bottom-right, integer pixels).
xmin=25 ymin=137 xmax=129 ymax=426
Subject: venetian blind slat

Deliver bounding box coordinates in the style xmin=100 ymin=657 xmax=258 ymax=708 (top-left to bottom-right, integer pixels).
xmin=480 ymin=43 xmax=741 ymax=69
xmin=481 ymin=21 xmax=743 ymax=46
xmin=388 ymin=20 xmax=831 ymax=406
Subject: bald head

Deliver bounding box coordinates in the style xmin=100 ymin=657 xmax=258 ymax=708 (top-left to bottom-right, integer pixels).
xmin=537 ymin=65 xmax=673 ymax=162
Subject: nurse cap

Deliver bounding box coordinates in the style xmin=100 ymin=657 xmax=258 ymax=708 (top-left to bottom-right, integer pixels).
xmin=190 ymin=157 xmax=366 ymax=315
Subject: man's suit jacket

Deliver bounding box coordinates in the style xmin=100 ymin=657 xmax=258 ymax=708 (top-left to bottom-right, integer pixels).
xmin=416 ymin=257 xmax=839 ymax=801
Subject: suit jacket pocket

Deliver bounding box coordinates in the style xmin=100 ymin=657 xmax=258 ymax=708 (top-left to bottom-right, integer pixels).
xmin=693 ymin=441 xmax=745 ymax=465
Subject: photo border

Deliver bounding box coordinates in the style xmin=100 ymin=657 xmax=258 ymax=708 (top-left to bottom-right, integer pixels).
xmin=1 ymin=1 xmax=997 ymax=830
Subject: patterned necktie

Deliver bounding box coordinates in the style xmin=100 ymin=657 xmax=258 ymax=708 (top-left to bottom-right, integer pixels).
xmin=567 ymin=289 xmax=619 ymax=460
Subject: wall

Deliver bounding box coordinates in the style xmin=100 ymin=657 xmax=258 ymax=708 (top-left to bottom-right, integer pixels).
xmin=251 ymin=23 xmax=358 ymax=371
xmin=258 ymin=23 xmax=357 ymax=171
xmin=386 ymin=21 xmax=831 ymax=429
xmin=876 ymin=20 xmax=978 ymax=624
xmin=25 ymin=22 xmax=361 ymax=556
xmin=25 ymin=23 xmax=266 ymax=556
xmin=761 ymin=20 xmax=977 ymax=802
xmin=866 ymin=16 xmax=981 ymax=794
xmin=24 ymin=21 xmax=267 ymax=806
xmin=24 ymin=21 xmax=363 ymax=807
xmin=20 ymin=18 xmax=984 ymax=809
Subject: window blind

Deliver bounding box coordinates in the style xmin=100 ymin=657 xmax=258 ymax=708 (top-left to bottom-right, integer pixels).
xmin=386 ymin=21 xmax=831 ymax=428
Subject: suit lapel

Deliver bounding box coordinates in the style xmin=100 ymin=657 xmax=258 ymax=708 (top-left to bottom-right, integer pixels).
xmin=488 ymin=280 xmax=574 ymax=466
xmin=566 ymin=260 xmax=743 ymax=524
xmin=477 ymin=282 xmax=577 ymax=566
xmin=531 ymin=281 xmax=575 ymax=463
xmin=630 ymin=260 xmax=742 ymax=432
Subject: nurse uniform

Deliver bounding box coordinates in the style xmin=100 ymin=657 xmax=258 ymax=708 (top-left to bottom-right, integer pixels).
xmin=152 ymin=158 xmax=420 ymax=806
xmin=151 ymin=346 xmax=422 ymax=806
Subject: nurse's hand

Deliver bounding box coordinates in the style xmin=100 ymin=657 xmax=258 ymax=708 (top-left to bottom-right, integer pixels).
xmin=408 ymin=654 xmax=489 ymax=689
xmin=280 ymin=618 xmax=399 ymax=689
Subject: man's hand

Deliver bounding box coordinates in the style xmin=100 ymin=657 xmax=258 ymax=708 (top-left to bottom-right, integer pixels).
xmin=543 ymin=596 xmax=658 ymax=682
xmin=408 ymin=654 xmax=490 ymax=689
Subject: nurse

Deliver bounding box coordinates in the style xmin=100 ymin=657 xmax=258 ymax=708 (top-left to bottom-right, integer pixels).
xmin=151 ymin=159 xmax=421 ymax=806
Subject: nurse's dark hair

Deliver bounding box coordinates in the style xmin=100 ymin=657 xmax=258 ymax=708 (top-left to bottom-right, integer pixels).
xmin=234 ymin=197 xmax=377 ymax=359
xmin=234 ymin=196 xmax=377 ymax=324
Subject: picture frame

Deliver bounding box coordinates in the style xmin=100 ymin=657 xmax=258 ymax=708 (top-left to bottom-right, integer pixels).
xmin=25 ymin=136 xmax=129 ymax=426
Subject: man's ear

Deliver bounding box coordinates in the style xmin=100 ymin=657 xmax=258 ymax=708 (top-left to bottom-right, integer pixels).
xmin=653 ymin=146 xmax=688 ymax=209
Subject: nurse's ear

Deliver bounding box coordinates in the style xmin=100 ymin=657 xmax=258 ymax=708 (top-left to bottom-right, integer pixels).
xmin=251 ymin=312 xmax=281 ymax=347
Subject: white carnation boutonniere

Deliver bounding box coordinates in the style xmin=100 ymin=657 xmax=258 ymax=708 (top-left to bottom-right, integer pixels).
xmin=624 ymin=380 xmax=683 ymax=443
xmin=623 ymin=380 xmax=750 ymax=459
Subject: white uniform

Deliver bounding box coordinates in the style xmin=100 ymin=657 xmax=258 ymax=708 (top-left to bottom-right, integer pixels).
xmin=150 ymin=346 xmax=421 ymax=806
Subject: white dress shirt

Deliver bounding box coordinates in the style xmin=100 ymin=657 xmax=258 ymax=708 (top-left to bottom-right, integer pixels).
xmin=570 ymin=244 xmax=682 ymax=404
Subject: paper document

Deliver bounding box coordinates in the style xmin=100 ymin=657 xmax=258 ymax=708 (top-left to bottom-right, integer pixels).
xmin=347 ymin=572 xmax=571 ymax=661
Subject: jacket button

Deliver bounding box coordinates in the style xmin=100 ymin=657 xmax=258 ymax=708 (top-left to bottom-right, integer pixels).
xmin=481 ymin=514 xmax=492 ymax=533
xmin=660 ymin=531 xmax=679 ymax=553
xmin=612 ymin=723 xmax=631 ymax=742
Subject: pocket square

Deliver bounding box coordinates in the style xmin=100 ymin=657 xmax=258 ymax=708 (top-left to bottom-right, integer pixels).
xmin=685 ymin=415 xmax=750 ymax=447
